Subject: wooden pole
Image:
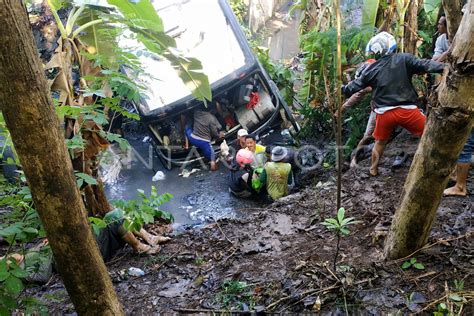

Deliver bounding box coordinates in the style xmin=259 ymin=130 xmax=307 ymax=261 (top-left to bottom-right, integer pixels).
xmin=335 ymin=0 xmax=343 ymax=210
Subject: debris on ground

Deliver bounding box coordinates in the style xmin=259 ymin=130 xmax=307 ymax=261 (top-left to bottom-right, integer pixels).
xmin=152 ymin=171 xmax=166 ymax=181
xmin=179 ymin=168 xmax=201 ymax=178
xmin=25 ymin=132 xmax=473 ymax=314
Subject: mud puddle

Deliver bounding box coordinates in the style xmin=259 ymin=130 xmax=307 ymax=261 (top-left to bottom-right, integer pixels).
xmin=102 ymin=134 xmax=260 ymax=227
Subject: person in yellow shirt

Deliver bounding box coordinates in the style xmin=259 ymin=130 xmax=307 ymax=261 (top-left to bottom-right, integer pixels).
xmin=245 ymin=135 xmax=265 ymax=154
xmin=245 ymin=135 xmax=266 ymax=168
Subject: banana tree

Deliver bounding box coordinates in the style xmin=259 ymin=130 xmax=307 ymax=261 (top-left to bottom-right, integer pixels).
xmin=43 ymin=0 xmax=211 ymax=216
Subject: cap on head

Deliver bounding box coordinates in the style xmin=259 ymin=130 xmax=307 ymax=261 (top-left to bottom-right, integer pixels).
xmin=271 ymin=146 xmax=287 ymax=162
xmin=237 ymin=129 xmax=248 ymax=137
xmin=365 ymin=32 xmax=397 ymax=58
xmin=236 ymin=149 xmax=254 ymax=167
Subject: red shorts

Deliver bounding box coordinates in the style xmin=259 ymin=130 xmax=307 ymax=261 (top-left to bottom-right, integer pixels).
xmin=373 ymin=108 xmax=426 ymax=142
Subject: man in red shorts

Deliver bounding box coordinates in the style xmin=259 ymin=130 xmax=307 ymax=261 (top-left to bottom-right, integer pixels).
xmin=343 ymin=32 xmax=444 ymax=176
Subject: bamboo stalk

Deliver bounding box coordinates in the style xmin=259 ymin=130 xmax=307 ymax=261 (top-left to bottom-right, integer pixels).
xmin=335 ymin=0 xmax=342 ymax=210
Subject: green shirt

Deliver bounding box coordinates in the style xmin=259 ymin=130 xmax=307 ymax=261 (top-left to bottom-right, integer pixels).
xmin=259 ymin=162 xmax=292 ymax=200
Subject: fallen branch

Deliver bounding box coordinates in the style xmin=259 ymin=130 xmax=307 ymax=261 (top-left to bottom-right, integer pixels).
xmin=106 ymin=252 xmax=128 ymax=266
xmin=222 ymin=247 xmax=238 ymax=263
xmin=324 ymin=265 xmax=340 ymax=282
xmin=151 ymin=248 xmax=182 ymax=271
xmin=266 ymin=283 xmax=340 ymax=311
xmin=409 ymin=270 xmax=437 ymax=281
xmin=418 ymin=291 xmax=474 ymax=313
xmin=266 ymin=278 xmax=375 ymax=311
xmin=212 ymin=217 xmax=234 ymax=244
xmin=174 ymin=308 xmax=256 ymax=314
xmin=390 ymin=231 xmax=472 ymax=263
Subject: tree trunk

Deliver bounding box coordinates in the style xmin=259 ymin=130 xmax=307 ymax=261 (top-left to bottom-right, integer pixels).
xmin=0 ymin=1 xmax=124 ymax=315
xmin=403 ymin=0 xmax=419 ymax=54
xmin=442 ymin=0 xmax=463 ymax=41
xmin=384 ymin=0 xmax=474 ymax=259
xmin=376 ymin=1 xmax=397 ymax=33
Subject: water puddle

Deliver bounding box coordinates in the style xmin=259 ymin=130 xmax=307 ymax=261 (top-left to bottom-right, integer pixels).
xmin=102 ymin=134 xmax=260 ymax=227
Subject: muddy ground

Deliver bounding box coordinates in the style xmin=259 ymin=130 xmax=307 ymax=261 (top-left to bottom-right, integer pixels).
xmin=27 ymin=132 xmax=473 ymax=314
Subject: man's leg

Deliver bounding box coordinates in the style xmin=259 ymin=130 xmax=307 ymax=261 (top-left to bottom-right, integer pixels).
xmin=400 ymin=108 xmax=427 ymax=138
xmin=122 ymin=231 xmax=160 ymax=254
xmin=444 ymin=131 xmax=473 ymax=196
xmin=134 ymin=228 xmax=171 ymax=245
xmin=205 ymin=143 xmax=218 ymax=171
xmin=352 ymin=135 xmax=374 ymax=167
xmin=370 ymin=111 xmax=395 ymax=176
xmin=370 ymin=140 xmax=387 ymax=176
xmin=443 ymin=163 xmax=470 ymax=196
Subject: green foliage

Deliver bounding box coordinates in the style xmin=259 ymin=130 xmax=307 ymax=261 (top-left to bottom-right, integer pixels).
xmin=362 ymin=0 xmax=380 ymax=27
xmin=417 ymin=8 xmax=437 ymax=58
xmin=54 ymin=101 xmax=131 ymax=156
xmin=433 ymin=302 xmax=447 ymax=316
xmin=0 ymin=114 xmax=18 ymax=166
xmin=0 ymin=184 xmax=44 ymax=246
xmin=433 ymin=280 xmax=468 ymax=315
xmin=107 ymin=0 xmax=164 ymax=33
xmin=89 ymin=216 xmax=107 ymax=236
xmin=453 ymin=279 xmax=464 ymax=291
xmin=0 ymin=179 xmax=49 ymax=314
xmin=298 ymin=26 xmax=374 ymax=138
xmin=216 ymin=280 xmax=255 ymax=310
xmin=343 ymin=97 xmax=372 ymax=157
xmin=322 ymin=207 xmax=359 ymax=236
xmin=322 ymin=207 xmax=359 ymax=270
xmin=401 ymin=257 xmax=425 ymax=270
xmin=255 ymin=47 xmax=296 ymax=106
xmin=229 ymin=0 xmax=247 ymax=25
xmin=194 ymin=256 xmax=205 ymax=267
xmin=75 ymin=172 xmax=97 ymax=188
xmin=111 ymin=186 xmax=174 ymax=232
xmin=424 ymin=0 xmax=441 ymax=24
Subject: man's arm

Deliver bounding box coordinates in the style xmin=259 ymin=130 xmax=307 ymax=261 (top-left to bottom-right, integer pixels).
xmin=342 ymin=86 xmax=372 ymax=110
xmin=342 ymin=77 xmax=369 ymax=97
xmin=407 ymin=54 xmax=444 ymax=74
xmin=210 ymin=115 xmax=223 ymax=139
xmin=432 ymin=51 xmax=448 ymax=62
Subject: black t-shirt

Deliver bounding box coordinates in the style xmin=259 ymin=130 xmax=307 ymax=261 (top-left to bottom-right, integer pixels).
xmin=228 ymin=162 xmax=252 ymax=193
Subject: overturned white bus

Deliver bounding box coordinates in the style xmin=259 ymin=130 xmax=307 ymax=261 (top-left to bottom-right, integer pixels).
xmin=131 ymin=0 xmax=300 ymax=168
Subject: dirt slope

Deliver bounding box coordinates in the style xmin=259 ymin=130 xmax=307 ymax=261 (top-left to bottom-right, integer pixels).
xmin=29 ymin=131 xmax=473 ymax=314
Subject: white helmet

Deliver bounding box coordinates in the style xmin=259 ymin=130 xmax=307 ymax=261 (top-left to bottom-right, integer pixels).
xmin=366 ymin=32 xmax=397 ymax=57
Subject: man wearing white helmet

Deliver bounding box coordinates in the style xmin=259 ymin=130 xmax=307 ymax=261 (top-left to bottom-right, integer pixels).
xmin=342 ymin=32 xmax=444 ymax=176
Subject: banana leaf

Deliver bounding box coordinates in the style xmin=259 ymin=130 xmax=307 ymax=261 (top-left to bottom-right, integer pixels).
xmin=361 ymin=0 xmax=380 ymax=27
xmin=424 ymin=0 xmax=441 ymax=24
xmin=107 ymin=0 xmax=211 ymax=102
xmin=76 ymin=8 xmax=118 ymax=68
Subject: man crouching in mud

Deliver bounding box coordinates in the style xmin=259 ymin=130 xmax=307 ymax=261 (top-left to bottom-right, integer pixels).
xmin=342 ymin=32 xmax=444 ymax=176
